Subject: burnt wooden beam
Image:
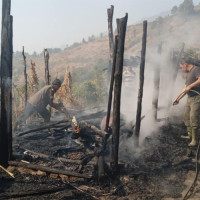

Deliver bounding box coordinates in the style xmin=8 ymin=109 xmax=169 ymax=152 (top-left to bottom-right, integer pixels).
xmin=77 ymin=154 xmax=95 ymax=173
xmin=135 ymin=20 xmax=148 ymax=143
xmin=14 ymin=149 xmax=91 ymax=165
xmin=107 ymin=5 xmax=114 ymax=83
xmin=22 ymin=46 xmax=28 ymax=106
xmin=9 ymin=161 xmax=92 ymax=179
xmin=105 ymin=35 xmax=119 ymax=132
xmin=0 ymin=186 xmax=71 ymax=199
xmin=0 ymin=0 xmax=13 ymax=165
xmin=80 ymin=120 xmax=108 ymax=138
xmin=152 ymin=41 xmax=162 ymax=120
xmin=111 ymin=14 xmax=128 ymax=171
xmin=18 ymin=120 xmax=70 ymax=137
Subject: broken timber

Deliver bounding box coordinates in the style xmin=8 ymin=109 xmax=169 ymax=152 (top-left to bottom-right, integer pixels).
xmin=81 ymin=120 xmax=107 ymax=138
xmin=0 ymin=186 xmax=70 ymax=199
xmin=9 ymin=161 xmax=92 ymax=179
xmin=17 ymin=120 xmax=70 ymax=137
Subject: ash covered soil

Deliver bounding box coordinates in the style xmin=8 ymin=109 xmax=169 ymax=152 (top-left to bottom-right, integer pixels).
xmin=1 ymin=110 xmax=200 ymax=200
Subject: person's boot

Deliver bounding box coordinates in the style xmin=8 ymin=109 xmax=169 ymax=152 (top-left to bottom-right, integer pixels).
xmin=188 ymin=128 xmax=199 ymax=147
xmin=181 ymin=126 xmax=192 ymax=139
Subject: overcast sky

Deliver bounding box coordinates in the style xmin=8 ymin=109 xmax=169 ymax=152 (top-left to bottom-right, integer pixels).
xmin=2 ymin=0 xmax=199 ymax=53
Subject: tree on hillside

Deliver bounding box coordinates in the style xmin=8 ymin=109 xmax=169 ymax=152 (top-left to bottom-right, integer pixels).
xmin=151 ymin=16 xmax=163 ymax=29
xmin=171 ymin=6 xmax=178 ymax=15
xmin=179 ymin=0 xmax=194 ymax=15
xmin=82 ymin=38 xmax=86 ymax=44
xmin=172 ymin=0 xmax=194 ymax=16
xmin=88 ymin=35 xmax=95 ymax=42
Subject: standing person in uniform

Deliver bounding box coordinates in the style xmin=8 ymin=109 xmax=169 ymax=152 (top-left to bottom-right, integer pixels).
xmin=14 ymin=79 xmax=63 ymax=130
xmin=173 ymin=56 xmax=200 ymax=146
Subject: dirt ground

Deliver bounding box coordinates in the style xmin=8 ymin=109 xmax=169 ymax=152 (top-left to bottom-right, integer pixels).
xmin=1 ymin=110 xmax=200 ymax=200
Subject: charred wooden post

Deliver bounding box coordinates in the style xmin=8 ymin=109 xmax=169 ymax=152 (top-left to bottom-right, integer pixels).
xmin=107 ymin=5 xmax=114 ymax=71
xmin=22 ymin=46 xmax=28 ymax=106
xmin=105 ymin=35 xmax=118 ymax=132
xmin=152 ymin=41 xmax=162 ymax=120
xmin=135 ymin=20 xmax=148 ymax=144
xmin=98 ymin=155 xmax=105 ymax=183
xmin=111 ymin=14 xmax=128 ymax=171
xmin=44 ymin=48 xmax=50 ymax=85
xmin=0 ymin=0 xmax=13 ymax=165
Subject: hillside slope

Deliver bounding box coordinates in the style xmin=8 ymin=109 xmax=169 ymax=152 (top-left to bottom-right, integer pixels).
xmin=13 ymin=6 xmax=200 ymax=86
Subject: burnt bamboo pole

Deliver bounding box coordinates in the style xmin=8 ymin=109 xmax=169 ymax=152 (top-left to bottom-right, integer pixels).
xmin=44 ymin=48 xmax=50 ymax=85
xmin=22 ymin=46 xmax=28 ymax=106
xmin=105 ymin=35 xmax=118 ymax=132
xmin=135 ymin=20 xmax=148 ymax=144
xmin=107 ymin=5 xmax=114 ymax=79
xmin=111 ymin=14 xmax=128 ymax=171
xmin=152 ymin=41 xmax=162 ymax=120
xmin=0 ymin=0 xmax=13 ymax=165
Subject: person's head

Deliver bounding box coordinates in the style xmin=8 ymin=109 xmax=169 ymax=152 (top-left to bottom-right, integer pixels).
xmin=179 ymin=56 xmax=194 ymax=72
xmin=52 ymin=79 xmax=62 ymax=92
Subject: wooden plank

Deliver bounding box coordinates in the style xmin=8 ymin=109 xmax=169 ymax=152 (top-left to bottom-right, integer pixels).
xmin=9 ymin=161 xmax=93 ymax=179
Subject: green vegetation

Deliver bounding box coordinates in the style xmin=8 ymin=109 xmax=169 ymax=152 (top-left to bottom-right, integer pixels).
xmin=71 ymin=58 xmax=108 ymax=107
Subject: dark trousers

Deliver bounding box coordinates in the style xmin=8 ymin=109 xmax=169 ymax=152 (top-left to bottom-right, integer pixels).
xmin=16 ymin=102 xmax=51 ymax=125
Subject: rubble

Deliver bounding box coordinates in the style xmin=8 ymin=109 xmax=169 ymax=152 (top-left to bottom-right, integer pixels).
xmin=0 ymin=110 xmax=200 ymax=199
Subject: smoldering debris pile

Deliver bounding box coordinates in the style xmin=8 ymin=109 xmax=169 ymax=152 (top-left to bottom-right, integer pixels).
xmin=0 ymin=109 xmax=199 ymax=199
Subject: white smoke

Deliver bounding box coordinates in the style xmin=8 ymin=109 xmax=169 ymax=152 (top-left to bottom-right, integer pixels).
xmin=119 ymin=13 xmax=198 ymax=157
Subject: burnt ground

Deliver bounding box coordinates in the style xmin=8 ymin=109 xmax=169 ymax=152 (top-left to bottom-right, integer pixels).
xmin=1 ymin=109 xmax=200 ymax=200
